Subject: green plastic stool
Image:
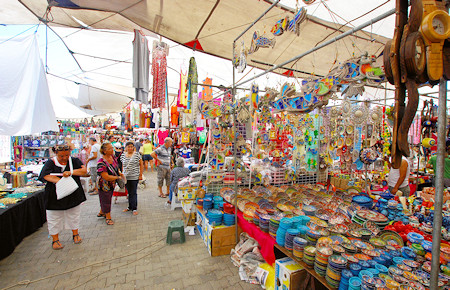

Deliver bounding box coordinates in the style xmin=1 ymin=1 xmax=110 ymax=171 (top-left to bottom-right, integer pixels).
xmin=166 ymin=220 xmax=185 ymax=245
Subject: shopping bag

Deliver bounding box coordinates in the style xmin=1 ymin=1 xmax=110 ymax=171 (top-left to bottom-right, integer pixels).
xmin=114 ymin=184 xmax=126 ymax=193
xmin=55 ymin=157 xmax=79 ymax=200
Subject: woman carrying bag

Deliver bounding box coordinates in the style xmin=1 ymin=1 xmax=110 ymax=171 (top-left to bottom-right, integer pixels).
xmin=97 ymin=142 xmax=124 ymax=225
xmin=121 ymin=141 xmax=144 ymax=215
xmin=39 ymin=144 xmax=87 ymax=250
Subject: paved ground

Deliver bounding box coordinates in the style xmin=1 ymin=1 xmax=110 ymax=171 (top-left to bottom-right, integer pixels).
xmin=0 ymin=171 xmax=260 ymax=290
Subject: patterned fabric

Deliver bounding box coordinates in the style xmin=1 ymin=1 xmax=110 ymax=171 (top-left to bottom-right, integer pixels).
xmin=97 ymin=157 xmax=119 ymax=192
xmin=187 ymin=57 xmax=197 ymax=111
xmin=151 ymin=48 xmax=167 ymax=109
xmin=120 ymin=152 xmax=142 ymax=180
xmin=177 ymin=71 xmax=188 ymax=108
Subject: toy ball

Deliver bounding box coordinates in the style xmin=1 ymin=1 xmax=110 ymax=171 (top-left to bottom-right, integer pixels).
xmin=422 ymin=138 xmax=435 ymax=148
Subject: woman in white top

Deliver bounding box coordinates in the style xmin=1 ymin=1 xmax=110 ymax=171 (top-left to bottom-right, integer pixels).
xmin=120 ymin=141 xmax=144 ymax=215
xmin=385 ymin=151 xmax=411 ymax=196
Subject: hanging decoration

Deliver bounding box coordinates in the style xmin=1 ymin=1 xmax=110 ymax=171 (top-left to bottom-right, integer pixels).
xmin=187 ymin=57 xmax=198 ymax=109
xmin=351 ymin=103 xmax=369 ymax=126
xmin=248 ymin=31 xmax=276 ymax=54
xmin=269 ymin=52 xmax=385 ymax=113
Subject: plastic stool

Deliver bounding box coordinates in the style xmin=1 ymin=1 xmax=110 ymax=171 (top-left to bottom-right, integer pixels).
xmin=171 ymin=190 xmax=182 ymax=211
xmin=166 ymin=220 xmax=185 ymax=245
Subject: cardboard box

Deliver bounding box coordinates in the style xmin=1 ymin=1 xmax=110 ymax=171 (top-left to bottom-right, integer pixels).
xmin=182 ymin=209 xmax=196 ymax=226
xmin=181 ymin=200 xmax=195 ymax=213
xmin=275 ymin=257 xmax=304 ymax=290
xmin=196 ymin=206 xmax=242 ymax=257
xmin=178 ymin=186 xmax=197 ymax=200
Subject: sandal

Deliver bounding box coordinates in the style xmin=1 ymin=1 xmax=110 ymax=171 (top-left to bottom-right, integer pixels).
xmin=158 ymin=195 xmax=165 ymax=198
xmin=73 ymin=234 xmax=82 ymax=244
xmin=105 ymin=219 xmax=114 ymax=225
xmin=97 ymin=213 xmax=106 ymax=218
xmin=52 ymin=240 xmax=64 ymax=250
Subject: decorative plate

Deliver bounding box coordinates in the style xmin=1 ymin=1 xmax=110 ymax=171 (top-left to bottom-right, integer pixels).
xmin=351 ymin=104 xmax=368 ymax=125
xmin=356 ymin=209 xmax=388 ymax=223
xmin=379 ymin=230 xmax=404 ymax=247
xmin=364 ymin=221 xmax=380 ymax=236
xmin=369 ymin=106 xmax=383 ymax=125
xmin=341 ymin=99 xmax=352 ymax=117
xmin=345 ymin=137 xmax=353 ymax=147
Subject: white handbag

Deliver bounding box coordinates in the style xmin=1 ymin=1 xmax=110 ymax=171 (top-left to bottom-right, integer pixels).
xmin=55 ymin=157 xmax=79 ymax=200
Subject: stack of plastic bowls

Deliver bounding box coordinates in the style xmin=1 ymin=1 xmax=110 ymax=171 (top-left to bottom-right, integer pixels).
xmin=303 ymin=246 xmax=316 ymax=267
xmin=269 ymin=216 xmax=281 ymax=238
xmin=293 ymin=237 xmax=307 ymax=259
xmin=203 ymin=198 xmax=213 ymax=210
xmin=213 ymin=196 xmax=223 ymax=210
xmin=223 ymin=213 xmax=235 ymax=226
xmin=314 ymin=246 xmax=332 ymax=277
xmin=206 ymin=209 xmax=223 ymax=226
xmin=348 ymin=277 xmax=362 ymax=290
xmin=259 ymin=214 xmax=271 ymax=233
xmin=326 ymin=254 xmax=348 ymax=288
xmin=285 ymin=228 xmax=300 ymax=252
xmin=339 ymin=269 xmax=353 ymax=290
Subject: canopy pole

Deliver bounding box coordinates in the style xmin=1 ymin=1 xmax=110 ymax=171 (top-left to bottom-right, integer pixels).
xmin=235 ymin=8 xmax=396 ymax=88
xmin=430 ymin=78 xmax=447 ymax=289
xmin=233 ymin=40 xmax=239 ymax=244
xmin=232 ymin=0 xmax=280 ymax=244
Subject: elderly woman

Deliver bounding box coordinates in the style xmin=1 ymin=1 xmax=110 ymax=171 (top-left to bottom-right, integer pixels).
xmin=120 ymin=141 xmax=144 ymax=215
xmin=39 ymin=144 xmax=87 ymax=250
xmin=97 ymin=142 xmax=123 ymax=225
xmin=168 ymin=157 xmax=190 ymax=204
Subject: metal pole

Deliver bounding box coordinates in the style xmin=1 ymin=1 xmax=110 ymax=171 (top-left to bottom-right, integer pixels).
xmin=235 ymin=8 xmax=396 ymax=88
xmin=430 ymin=78 xmax=447 ymax=289
xmin=232 ymin=41 xmax=239 ymax=244
xmin=234 ymin=0 xmax=280 ymax=43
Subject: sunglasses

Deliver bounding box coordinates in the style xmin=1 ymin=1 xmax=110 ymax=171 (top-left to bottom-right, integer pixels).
xmin=55 ymin=144 xmax=70 ymax=151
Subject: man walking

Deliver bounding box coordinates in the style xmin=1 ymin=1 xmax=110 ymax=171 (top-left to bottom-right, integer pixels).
xmin=86 ymin=137 xmax=101 ymax=195
xmin=151 ymin=137 xmax=173 ymax=198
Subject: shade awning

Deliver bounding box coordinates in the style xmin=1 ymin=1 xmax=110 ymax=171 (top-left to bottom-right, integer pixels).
xmin=15 ymin=0 xmax=390 ymax=78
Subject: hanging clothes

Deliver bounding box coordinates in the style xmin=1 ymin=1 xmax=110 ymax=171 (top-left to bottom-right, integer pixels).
xmin=161 ymin=108 xmax=169 ymax=128
xmin=157 ymin=129 xmax=169 ymax=145
xmin=201 ymin=77 xmax=213 ymax=101
xmin=151 ymin=45 xmax=167 ymax=109
xmin=181 ymin=131 xmax=190 ymax=143
xmin=177 ymin=71 xmax=188 ymax=108
xmin=132 ymin=30 xmax=150 ymax=104
xmin=171 ymin=105 xmax=179 ymax=127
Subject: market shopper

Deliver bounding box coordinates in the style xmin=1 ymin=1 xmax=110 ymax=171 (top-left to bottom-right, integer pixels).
xmin=97 ymin=142 xmax=123 ymax=225
xmin=151 ymin=137 xmax=173 ymax=198
xmin=39 ymin=144 xmax=87 ymax=250
xmin=120 ymin=141 xmax=144 ymax=215
xmin=86 ymin=137 xmax=101 ymax=195
xmin=114 ymin=142 xmax=124 ymax=170
xmin=135 ymin=138 xmax=143 ymax=154
xmin=142 ymin=139 xmax=154 ymax=172
xmin=386 ymin=150 xmax=411 ymax=196
xmin=168 ymin=157 xmax=190 ymax=204
xmin=426 ymin=146 xmax=450 ymax=187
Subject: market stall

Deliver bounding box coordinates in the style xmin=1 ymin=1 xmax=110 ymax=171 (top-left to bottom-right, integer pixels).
xmin=0 ymin=186 xmax=46 ymax=260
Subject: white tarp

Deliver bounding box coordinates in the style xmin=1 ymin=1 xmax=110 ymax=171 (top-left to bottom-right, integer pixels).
xmin=0 ymin=34 xmax=58 ymax=135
